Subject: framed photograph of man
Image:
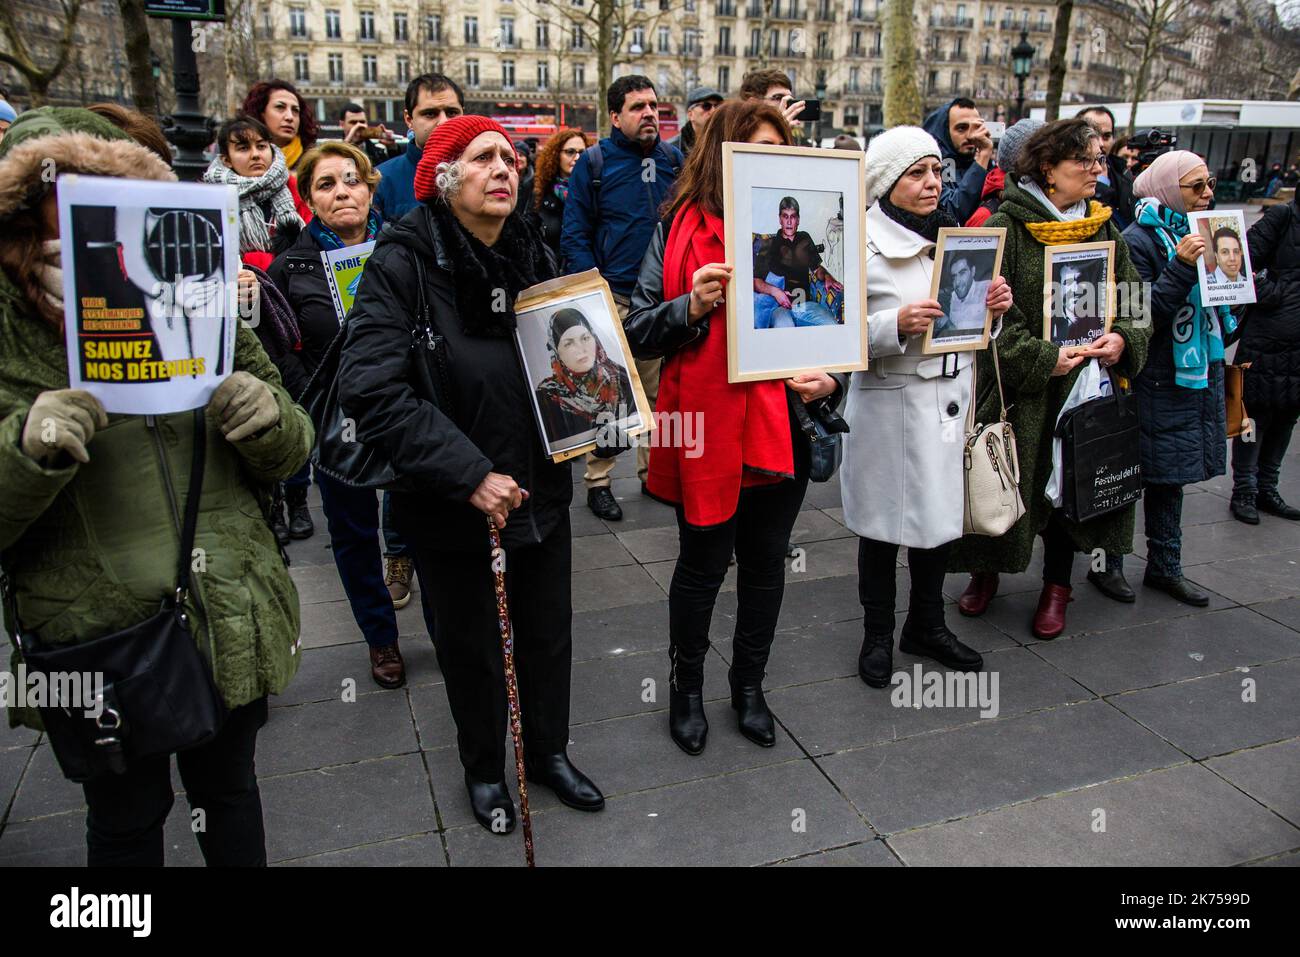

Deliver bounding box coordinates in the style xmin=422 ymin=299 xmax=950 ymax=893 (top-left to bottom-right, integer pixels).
xmin=1042 ymin=241 xmax=1115 ymax=350
xmin=722 ymin=143 xmax=868 ymax=383
xmin=513 ymin=269 xmax=654 ymax=463
xmin=922 ymin=227 xmax=1006 ymax=354
xmin=1188 ymin=209 xmax=1256 ymax=307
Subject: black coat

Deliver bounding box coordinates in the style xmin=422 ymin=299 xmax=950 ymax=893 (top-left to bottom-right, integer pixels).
xmin=526 ymin=190 xmax=565 ymax=260
xmin=1122 ymin=219 xmax=1227 ymax=486
xmin=1241 ymin=197 xmax=1300 ymax=412
xmin=337 ymin=205 xmax=571 ymax=553
xmin=266 ymin=228 xmax=346 ymax=401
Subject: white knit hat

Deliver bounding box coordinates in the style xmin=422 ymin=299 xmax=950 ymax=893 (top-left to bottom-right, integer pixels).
xmin=864 ymin=126 xmax=943 ymax=206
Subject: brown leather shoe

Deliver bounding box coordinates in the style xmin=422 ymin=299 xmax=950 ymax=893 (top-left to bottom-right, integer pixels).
xmin=1031 ymin=584 xmax=1073 ymax=640
xmin=369 ymin=642 xmax=406 ymax=689
xmin=385 ymin=556 xmax=414 ymax=609
xmin=957 ymin=573 xmax=999 ymax=617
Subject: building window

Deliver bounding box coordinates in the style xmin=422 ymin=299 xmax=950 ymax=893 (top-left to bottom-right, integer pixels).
xmin=537 ymin=61 xmax=549 ymax=89
xmin=870 ymin=66 xmax=881 ymax=89
xmin=359 ymin=10 xmax=375 ymax=40
xmin=289 ymin=6 xmax=306 ymax=37
xmin=328 ymin=53 xmax=343 ymax=83
xmin=718 ymin=64 xmax=730 ymax=90
xmin=466 ymin=58 xmax=480 ymax=88
xmin=396 ymin=55 xmax=410 ymax=84
xmin=293 ymin=52 xmax=309 ymax=81
xmin=465 ymin=16 xmax=479 ymax=45
xmin=536 ymin=20 xmax=549 ymax=48
xmin=502 ymin=60 xmax=515 ymax=89
xmin=574 ymin=63 xmax=585 ymax=88
xmin=426 ymin=14 xmax=441 ymax=42
xmin=572 ymin=26 xmax=585 ymax=49
xmin=363 ymin=54 xmax=377 ymax=84
xmin=325 ymin=8 xmax=341 ymax=39
xmin=394 ymin=12 xmax=407 ymax=42
xmin=950 ymin=69 xmax=960 ymax=92
xmin=849 ymin=66 xmax=860 ymax=91
xmin=658 ymin=26 xmax=670 ymax=53
xmin=501 ymin=16 xmax=515 ymax=46
xmin=631 ymin=26 xmax=645 ymax=52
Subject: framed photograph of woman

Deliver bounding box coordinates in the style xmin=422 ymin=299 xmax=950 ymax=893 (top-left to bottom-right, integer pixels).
xmin=1187 ymin=209 xmax=1256 ymax=307
xmin=1042 ymin=240 xmax=1115 ymax=350
xmin=722 ymin=142 xmax=868 ymax=383
xmin=922 ymin=227 xmax=1006 ymax=354
xmin=513 ymin=269 xmax=655 ymax=463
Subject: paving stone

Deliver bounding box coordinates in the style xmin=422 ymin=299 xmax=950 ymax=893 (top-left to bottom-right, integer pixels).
xmin=1251 ymin=597 xmax=1300 ymax=634
xmin=1249 ymin=850 xmax=1300 ymax=866
xmin=1111 ymin=658 xmax=1300 ymax=759
xmin=567 ymin=503 xmax=609 ymax=538
xmin=571 ymin=563 xmax=667 ymax=613
xmin=1186 ymin=550 xmax=1300 ymax=605
xmin=821 ymin=507 xmax=846 ymax=526
xmin=1033 ymin=606 xmax=1300 ymax=696
xmin=767 ymin=646 xmax=1092 ymax=755
xmin=568 ymin=650 xmax=732 ymax=725
xmin=273 ymin=640 xmax=438 ymax=707
xmin=890 ymin=763 xmax=1300 ymax=866
xmin=258 ymin=691 xmax=419 ymax=777
xmin=407 ymin=682 xmax=456 ymax=752
xmin=8 ymin=743 xmax=84 ymax=821
xmin=570 ymin=533 xmax=637 ymax=572
xmin=614 ymin=526 xmax=681 ymax=564
xmin=775 ymin=840 xmax=902 ymax=867
xmin=1137 ymin=490 xmax=1239 ymax=529
xmin=598 ymin=496 xmax=676 ymax=531
xmin=279 ymin=833 xmax=447 ymax=867
xmin=0 ymin=809 xmax=86 ymax=866
xmin=1174 ymin=519 xmax=1300 ymax=568
xmin=260 ymin=753 xmax=437 ymax=863
xmin=570 ymin=599 xmax=670 ymax=659
xmin=298 ymin=599 xmax=367 ymax=649
xmin=790 ymin=508 xmax=856 ymax=544
xmin=289 ymin=562 xmax=354 ymax=605
xmin=0 ymin=745 xmax=33 ymax=818
xmin=444 ymin=759 xmax=871 ymax=867
xmin=802 ymin=479 xmax=843 ymax=510
xmin=711 ymin=574 xmax=874 ymax=639
xmin=817 ymin=699 xmax=1185 ymax=833
xmin=420 ymin=740 xmax=560 ymax=831
xmin=1206 ymin=738 xmax=1300 ymax=825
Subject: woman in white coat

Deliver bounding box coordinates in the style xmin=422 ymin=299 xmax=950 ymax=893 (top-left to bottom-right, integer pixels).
xmin=844 ymin=127 xmax=1013 ymax=688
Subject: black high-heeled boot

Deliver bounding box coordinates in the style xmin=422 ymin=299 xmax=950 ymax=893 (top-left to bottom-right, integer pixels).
xmin=668 ymin=689 xmax=708 ymax=755
xmin=729 ymin=673 xmax=775 ymax=747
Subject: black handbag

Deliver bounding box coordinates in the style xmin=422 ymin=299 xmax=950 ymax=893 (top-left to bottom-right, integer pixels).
xmin=1056 ymin=373 xmax=1143 ymax=523
xmin=302 ymin=254 xmax=445 ymax=491
xmin=2 ymin=409 xmax=227 ymax=783
xmin=792 ymin=393 xmax=850 ymax=483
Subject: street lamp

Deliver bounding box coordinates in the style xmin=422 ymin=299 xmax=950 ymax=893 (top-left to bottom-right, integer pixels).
xmin=1011 ymin=30 xmax=1036 ymax=123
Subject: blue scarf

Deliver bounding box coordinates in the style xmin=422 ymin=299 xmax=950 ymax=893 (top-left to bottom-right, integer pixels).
xmin=308 ymin=208 xmax=383 ymax=250
xmin=1134 ymin=197 xmax=1236 ymax=390
xmin=553 ymin=176 xmax=570 ymax=204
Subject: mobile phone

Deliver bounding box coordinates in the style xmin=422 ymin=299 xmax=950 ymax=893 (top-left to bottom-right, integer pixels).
xmin=363 ymin=125 xmax=386 ymax=140
xmin=984 ymin=121 xmax=1006 ymax=140
xmin=799 ymin=98 xmax=821 ymax=122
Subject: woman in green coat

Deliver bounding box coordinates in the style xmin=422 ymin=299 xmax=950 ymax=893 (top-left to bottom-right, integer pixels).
xmin=0 ymin=108 xmax=314 ymax=866
xmin=950 ymin=119 xmax=1149 ymax=639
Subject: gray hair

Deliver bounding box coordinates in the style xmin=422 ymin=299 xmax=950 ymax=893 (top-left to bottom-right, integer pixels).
xmin=434 ymin=159 xmax=465 ymax=200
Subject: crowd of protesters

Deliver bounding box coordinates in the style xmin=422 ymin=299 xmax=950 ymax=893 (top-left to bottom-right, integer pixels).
xmin=0 ymin=64 xmax=1296 ymax=867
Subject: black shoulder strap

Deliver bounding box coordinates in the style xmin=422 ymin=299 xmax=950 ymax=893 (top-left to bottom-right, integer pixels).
xmin=586 ymin=143 xmax=605 ymax=233
xmin=174 ymin=407 xmax=207 ymax=605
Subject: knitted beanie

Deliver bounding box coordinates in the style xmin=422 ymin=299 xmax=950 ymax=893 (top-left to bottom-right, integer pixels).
xmin=413 ymin=115 xmax=516 ymax=203
xmin=997 ymin=118 xmax=1043 ymax=173
xmin=864 ymin=126 xmax=943 ymax=206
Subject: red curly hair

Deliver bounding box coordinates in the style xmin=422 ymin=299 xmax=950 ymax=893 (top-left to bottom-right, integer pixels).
xmin=533 ymin=127 xmax=588 ymax=211
xmin=240 ymin=79 xmax=319 ymax=149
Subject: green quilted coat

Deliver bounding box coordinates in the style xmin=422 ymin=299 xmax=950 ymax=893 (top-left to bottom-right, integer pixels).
xmin=949 ymin=181 xmax=1151 ymax=575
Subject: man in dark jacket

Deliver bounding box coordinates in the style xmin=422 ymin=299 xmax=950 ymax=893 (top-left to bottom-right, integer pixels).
xmin=561 ymin=74 xmax=683 ymax=520
xmin=340 ymin=102 xmax=403 ymax=168
xmin=922 ymin=97 xmax=993 ymax=224
xmin=669 ymin=86 xmax=723 ymax=157
xmin=373 ymin=73 xmax=464 ymax=222
xmin=1077 ymin=105 xmax=1135 ymax=228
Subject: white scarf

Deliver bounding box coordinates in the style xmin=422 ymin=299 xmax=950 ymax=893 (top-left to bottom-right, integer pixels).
xmin=1019 ymin=176 xmax=1087 ymax=222
xmin=202 ymin=145 xmax=303 ymax=254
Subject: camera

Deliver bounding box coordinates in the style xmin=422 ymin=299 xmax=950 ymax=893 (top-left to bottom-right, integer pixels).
xmin=1130 ymin=128 xmax=1177 ymax=173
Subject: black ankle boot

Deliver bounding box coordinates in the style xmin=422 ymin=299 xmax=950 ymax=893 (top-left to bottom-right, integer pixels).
xmin=729 ymin=675 xmax=775 ymax=747
xmin=1230 ymin=491 xmax=1260 ymax=524
xmin=464 ymin=772 xmax=515 ymax=834
xmin=285 ymin=485 xmax=314 ymax=540
xmin=899 ymin=621 xmax=983 ymax=671
xmin=525 ymin=752 xmax=604 ymax=811
xmin=858 ymin=631 xmax=894 ymax=688
xmin=668 ymin=689 xmax=708 ymax=755
xmin=1258 ymin=490 xmax=1300 ymax=520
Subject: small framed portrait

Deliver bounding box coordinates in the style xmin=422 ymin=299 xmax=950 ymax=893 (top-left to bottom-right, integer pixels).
xmin=1188 ymin=209 xmax=1256 ymax=307
xmin=723 ymin=142 xmax=868 ymax=383
xmin=513 ymin=269 xmax=654 ymax=463
xmin=922 ymin=226 xmax=1007 ymax=354
xmin=1042 ymin=240 xmax=1115 ymax=349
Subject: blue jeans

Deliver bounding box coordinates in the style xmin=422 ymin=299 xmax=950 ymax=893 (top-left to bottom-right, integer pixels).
xmin=284 ymin=461 xmax=311 ymax=491
xmin=316 ymin=473 xmax=400 ymax=648
xmin=381 ymin=491 xmax=408 ymax=558
xmin=1142 ymin=482 xmax=1185 ymax=580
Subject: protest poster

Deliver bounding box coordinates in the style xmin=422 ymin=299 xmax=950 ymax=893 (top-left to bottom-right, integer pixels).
xmin=923 ymin=227 xmax=1006 ymax=354
xmin=1188 ymin=209 xmax=1256 ymax=307
xmin=57 ymin=175 xmax=240 ymax=415
xmin=321 ymin=241 xmax=377 ymax=323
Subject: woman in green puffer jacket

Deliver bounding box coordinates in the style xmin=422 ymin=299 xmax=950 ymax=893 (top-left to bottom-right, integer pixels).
xmin=0 ymin=108 xmax=314 ymax=867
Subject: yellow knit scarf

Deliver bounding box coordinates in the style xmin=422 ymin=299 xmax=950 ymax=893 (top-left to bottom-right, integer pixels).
xmin=281 ymin=135 xmax=303 ymax=171
xmin=1024 ymin=201 xmax=1112 ymax=245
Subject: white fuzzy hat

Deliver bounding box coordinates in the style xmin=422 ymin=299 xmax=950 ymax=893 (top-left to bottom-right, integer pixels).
xmin=864 ymin=126 xmax=943 ymax=206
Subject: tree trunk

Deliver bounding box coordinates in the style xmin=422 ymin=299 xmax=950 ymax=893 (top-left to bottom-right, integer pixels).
xmin=117 ymin=0 xmax=158 ymax=116
xmin=1044 ymin=0 xmax=1074 ymax=121
xmin=1127 ymin=3 xmax=1162 ymax=136
xmin=883 ymin=0 xmax=922 ymax=126
xmin=596 ymin=0 xmax=614 ymax=137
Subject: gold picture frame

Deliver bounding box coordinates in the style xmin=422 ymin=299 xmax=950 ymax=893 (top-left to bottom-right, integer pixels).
xmin=1042 ymin=239 xmax=1115 ymax=350
xmin=921 ymin=226 xmax=1007 ymax=355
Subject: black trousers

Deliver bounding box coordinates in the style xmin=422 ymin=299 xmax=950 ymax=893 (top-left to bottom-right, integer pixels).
xmin=1232 ymin=405 xmax=1300 ymax=496
xmin=1041 ymin=510 xmax=1077 ymax=586
xmin=411 ymin=514 xmax=573 ymax=783
xmin=82 ymin=696 xmax=269 ymax=867
xmin=858 ymin=537 xmax=952 ymax=636
xmin=668 ymin=463 xmax=809 ymax=693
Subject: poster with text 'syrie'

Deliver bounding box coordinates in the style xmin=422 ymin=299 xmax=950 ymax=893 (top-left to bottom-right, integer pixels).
xmin=57 ymin=175 xmax=241 ymax=415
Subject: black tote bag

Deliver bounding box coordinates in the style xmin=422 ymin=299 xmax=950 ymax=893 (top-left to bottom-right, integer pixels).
xmin=1056 ymin=376 xmax=1143 ymax=523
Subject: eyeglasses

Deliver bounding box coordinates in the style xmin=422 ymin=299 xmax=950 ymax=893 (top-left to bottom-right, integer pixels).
xmin=694 ymin=101 xmax=718 ymax=112
xmin=560 ymin=148 xmax=583 ymax=158
xmin=1181 ymin=176 xmax=1217 ymax=195
xmin=1071 ymin=154 xmax=1108 ymax=171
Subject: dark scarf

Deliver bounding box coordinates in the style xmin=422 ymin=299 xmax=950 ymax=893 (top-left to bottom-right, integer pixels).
xmin=428 ymin=200 xmax=553 ymax=338
xmin=309 ymin=208 xmax=382 ymax=250
xmin=879 ymin=192 xmax=957 ymax=243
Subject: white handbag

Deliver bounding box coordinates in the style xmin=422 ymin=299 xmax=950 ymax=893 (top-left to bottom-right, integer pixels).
xmin=962 ymin=339 xmax=1026 ymax=537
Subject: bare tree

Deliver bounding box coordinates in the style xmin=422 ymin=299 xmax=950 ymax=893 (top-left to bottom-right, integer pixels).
xmin=0 ymin=0 xmax=86 ymax=106
xmin=1044 ymin=0 xmax=1075 ymax=120
xmin=1204 ymin=0 xmax=1300 ymax=100
xmin=884 ymin=0 xmax=922 ymax=126
xmin=114 ymin=0 xmax=159 ymax=115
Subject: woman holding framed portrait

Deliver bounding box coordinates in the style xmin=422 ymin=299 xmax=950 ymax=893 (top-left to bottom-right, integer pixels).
xmin=624 ymin=99 xmax=842 ymax=756
xmin=845 ymin=127 xmax=1014 ymax=689
xmin=949 ymin=119 xmax=1149 ymax=640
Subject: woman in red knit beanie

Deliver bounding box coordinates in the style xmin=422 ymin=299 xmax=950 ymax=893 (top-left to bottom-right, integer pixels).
xmin=338 ymin=114 xmax=606 ymax=833
xmin=624 ymin=100 xmax=843 ymax=756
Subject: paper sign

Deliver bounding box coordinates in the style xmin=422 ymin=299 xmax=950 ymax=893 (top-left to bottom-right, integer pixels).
xmin=321 ymin=240 xmax=376 ymax=323
xmin=1188 ymin=209 xmax=1256 ymax=307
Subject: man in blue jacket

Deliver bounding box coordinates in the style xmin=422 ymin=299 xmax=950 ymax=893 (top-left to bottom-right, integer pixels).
xmin=922 ymin=97 xmax=994 ymax=225
xmin=561 ymin=75 xmax=683 ymax=521
xmin=373 ymin=73 xmax=465 ymax=223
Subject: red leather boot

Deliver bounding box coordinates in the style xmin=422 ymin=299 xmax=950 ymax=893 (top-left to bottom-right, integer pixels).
xmin=958 ymin=573 xmax=1000 ymax=617
xmin=1032 ymin=583 xmax=1073 ymax=639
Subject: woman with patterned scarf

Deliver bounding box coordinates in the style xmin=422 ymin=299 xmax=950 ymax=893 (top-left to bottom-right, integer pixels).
xmin=534 ymin=307 xmax=635 ymax=442
xmin=1102 ymin=150 xmax=1235 ymax=607
xmin=950 ymin=118 xmax=1149 ymax=640
xmin=526 ymin=127 xmax=586 ymax=258
xmin=202 ymin=115 xmax=310 ymax=272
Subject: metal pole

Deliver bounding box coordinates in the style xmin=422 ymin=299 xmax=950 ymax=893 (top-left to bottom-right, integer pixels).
xmin=165 ymin=18 xmax=212 ymax=181
xmin=1015 ymin=76 xmax=1026 ymax=125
